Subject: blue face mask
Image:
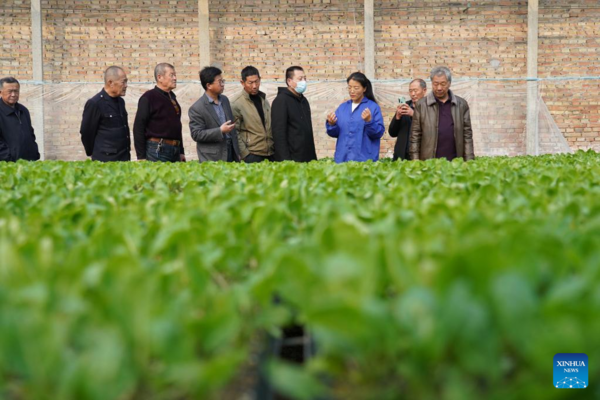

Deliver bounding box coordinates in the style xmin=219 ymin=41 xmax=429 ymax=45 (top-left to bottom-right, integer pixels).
xmin=295 ymin=80 xmax=307 ymax=94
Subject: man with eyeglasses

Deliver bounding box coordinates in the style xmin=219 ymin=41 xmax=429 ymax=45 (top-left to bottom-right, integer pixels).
xmin=133 ymin=63 xmax=186 ymax=162
xmin=0 ymin=76 xmax=40 ymax=162
xmin=80 ymin=66 xmax=131 ymax=162
xmin=231 ymin=66 xmax=275 ymax=163
xmin=188 ymin=66 xmax=240 ymax=162
xmin=410 ymin=66 xmax=474 ymax=161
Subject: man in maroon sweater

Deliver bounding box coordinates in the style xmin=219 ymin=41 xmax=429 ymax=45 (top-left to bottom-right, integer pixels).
xmin=133 ymin=63 xmax=186 ymax=162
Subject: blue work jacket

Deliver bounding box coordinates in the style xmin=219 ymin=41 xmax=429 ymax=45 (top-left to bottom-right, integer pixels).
xmin=325 ymin=97 xmax=385 ymax=163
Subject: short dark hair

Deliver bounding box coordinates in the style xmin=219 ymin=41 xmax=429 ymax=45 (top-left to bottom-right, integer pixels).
xmin=410 ymin=79 xmax=427 ymax=90
xmin=200 ymin=66 xmax=223 ymax=90
xmin=285 ymin=66 xmax=304 ymax=86
xmin=0 ymin=77 xmax=20 ymax=89
xmin=241 ymin=66 xmax=260 ymax=82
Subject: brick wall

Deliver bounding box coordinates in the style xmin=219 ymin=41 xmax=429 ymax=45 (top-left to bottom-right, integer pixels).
xmin=374 ymin=1 xmax=528 ymax=80
xmin=1 ymin=1 xmax=599 ymax=160
xmin=209 ymin=0 xmax=365 ymax=82
xmin=539 ymin=0 xmax=600 ymax=151
xmin=1 ymin=1 xmax=33 ymax=80
xmin=41 ymin=0 xmax=200 ymax=82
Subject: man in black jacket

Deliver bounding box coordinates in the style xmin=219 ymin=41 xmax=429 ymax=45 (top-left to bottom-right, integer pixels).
xmin=0 ymin=77 xmax=40 ymax=162
xmin=388 ymin=79 xmax=427 ymax=160
xmin=80 ymin=66 xmax=131 ymax=161
xmin=272 ymin=66 xmax=317 ymax=162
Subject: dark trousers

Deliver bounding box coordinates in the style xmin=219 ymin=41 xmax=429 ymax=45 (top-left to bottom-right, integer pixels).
xmin=226 ymin=136 xmax=235 ymax=162
xmin=244 ymin=154 xmax=274 ymax=163
xmin=392 ymin=133 xmax=410 ymax=161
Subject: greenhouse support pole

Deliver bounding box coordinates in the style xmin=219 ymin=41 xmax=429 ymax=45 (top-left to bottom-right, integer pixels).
xmin=364 ymin=0 xmax=375 ymax=79
xmin=31 ymin=0 xmax=45 ymax=159
xmin=527 ymin=0 xmax=539 ymax=156
xmin=199 ymin=0 xmax=210 ymax=69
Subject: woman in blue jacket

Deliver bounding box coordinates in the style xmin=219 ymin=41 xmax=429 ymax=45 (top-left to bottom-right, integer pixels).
xmin=326 ymin=72 xmax=385 ymax=163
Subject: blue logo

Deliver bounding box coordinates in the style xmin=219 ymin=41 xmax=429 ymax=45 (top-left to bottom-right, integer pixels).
xmin=554 ymin=353 xmax=588 ymax=389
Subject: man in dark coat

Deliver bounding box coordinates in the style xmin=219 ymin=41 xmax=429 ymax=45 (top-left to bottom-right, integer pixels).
xmin=272 ymin=66 xmax=317 ymax=162
xmin=388 ymin=79 xmax=427 ymax=161
xmin=0 ymin=77 xmax=40 ymax=162
xmin=80 ymin=66 xmax=131 ymax=161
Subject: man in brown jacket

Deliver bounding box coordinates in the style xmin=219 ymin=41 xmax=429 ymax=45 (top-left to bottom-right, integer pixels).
xmin=409 ymin=66 xmax=474 ymax=161
xmin=231 ymin=66 xmax=275 ymax=163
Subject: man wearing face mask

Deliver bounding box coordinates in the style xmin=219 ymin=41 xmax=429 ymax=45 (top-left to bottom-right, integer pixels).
xmin=271 ymin=66 xmax=317 ymax=162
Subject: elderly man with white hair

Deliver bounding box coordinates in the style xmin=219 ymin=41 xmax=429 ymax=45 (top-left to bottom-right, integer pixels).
xmin=409 ymin=66 xmax=474 ymax=161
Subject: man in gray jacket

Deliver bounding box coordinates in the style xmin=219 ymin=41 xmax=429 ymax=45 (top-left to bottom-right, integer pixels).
xmin=410 ymin=66 xmax=474 ymax=161
xmin=189 ymin=66 xmax=240 ymax=162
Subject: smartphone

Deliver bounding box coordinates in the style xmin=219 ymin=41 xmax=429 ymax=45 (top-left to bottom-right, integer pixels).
xmin=398 ymin=96 xmax=406 ymax=105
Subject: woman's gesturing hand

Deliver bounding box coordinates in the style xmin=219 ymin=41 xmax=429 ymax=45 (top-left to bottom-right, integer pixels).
xmin=361 ymin=108 xmax=372 ymax=123
xmin=327 ymin=112 xmax=338 ymax=126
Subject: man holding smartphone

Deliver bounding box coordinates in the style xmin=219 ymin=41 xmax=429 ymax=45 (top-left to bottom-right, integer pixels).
xmin=388 ymin=79 xmax=427 ymax=160
xmin=189 ymin=66 xmax=241 ymax=162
